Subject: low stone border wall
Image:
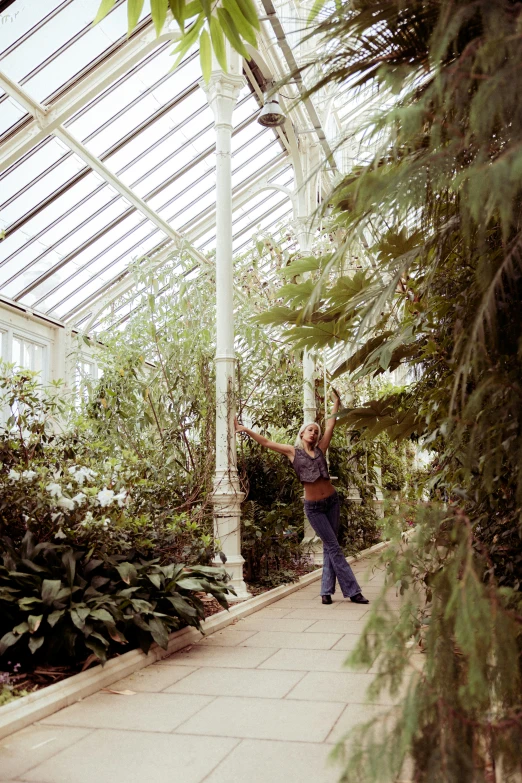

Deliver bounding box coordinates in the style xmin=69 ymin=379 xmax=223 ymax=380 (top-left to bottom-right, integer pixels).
xmin=0 ymin=541 xmax=388 ymax=740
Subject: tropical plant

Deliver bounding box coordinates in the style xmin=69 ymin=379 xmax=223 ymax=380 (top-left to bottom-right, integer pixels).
xmin=0 ymin=531 xmax=232 ymax=667
xmin=256 ymin=0 xmax=522 ymax=779
xmin=94 ymin=0 xmax=261 ymax=82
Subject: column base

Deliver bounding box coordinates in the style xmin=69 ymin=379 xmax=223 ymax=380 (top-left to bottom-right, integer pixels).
xmin=213 ymin=554 xmax=251 ymax=602
xmin=346 ymin=485 xmax=362 ymax=505
xmin=301 ymin=535 xmax=324 ymax=566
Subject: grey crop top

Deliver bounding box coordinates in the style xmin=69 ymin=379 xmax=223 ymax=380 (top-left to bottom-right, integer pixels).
xmin=291 ymin=447 xmax=330 ymax=484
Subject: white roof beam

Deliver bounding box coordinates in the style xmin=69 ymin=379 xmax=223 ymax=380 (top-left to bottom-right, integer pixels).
xmin=0 ymin=25 xmax=178 ymax=173
xmin=69 ymin=155 xmax=294 ymax=330
xmin=0 ymin=74 xmax=210 ymax=272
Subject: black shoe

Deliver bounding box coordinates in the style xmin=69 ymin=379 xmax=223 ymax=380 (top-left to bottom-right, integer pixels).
xmin=350 ymin=593 xmax=369 ymax=604
xmin=321 ymin=595 xmax=333 ymax=605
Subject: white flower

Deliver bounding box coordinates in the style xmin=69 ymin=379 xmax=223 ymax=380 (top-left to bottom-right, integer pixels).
xmin=54 ymin=528 xmax=67 ymax=539
xmin=57 ymin=496 xmax=75 ymax=511
xmin=69 ymin=466 xmax=97 ymax=486
xmin=46 ymin=482 xmax=63 ymax=498
xmin=21 ymin=470 xmax=37 ymax=481
xmin=80 ymin=511 xmax=94 ymax=528
xmin=72 ymin=492 xmax=87 ymax=506
xmin=97 ymin=488 xmax=115 ymax=507
xmin=102 ymin=518 xmax=110 ymax=530
xmin=113 ymin=490 xmax=127 ymax=507
xmin=8 ymin=469 xmax=20 ymax=481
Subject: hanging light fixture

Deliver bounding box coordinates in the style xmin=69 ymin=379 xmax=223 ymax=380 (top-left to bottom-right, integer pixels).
xmin=257 ymin=82 xmax=287 ymax=127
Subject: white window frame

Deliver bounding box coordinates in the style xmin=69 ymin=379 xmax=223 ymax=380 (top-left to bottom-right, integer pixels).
xmin=0 ymin=321 xmax=50 ymax=382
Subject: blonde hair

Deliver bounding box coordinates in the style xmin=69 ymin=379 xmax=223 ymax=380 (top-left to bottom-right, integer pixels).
xmin=295 ymin=421 xmax=322 ymax=449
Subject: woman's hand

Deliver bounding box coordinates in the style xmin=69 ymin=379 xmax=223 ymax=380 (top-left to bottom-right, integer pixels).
xmin=330 ymin=387 xmax=342 ymax=410
xmin=234 ymin=416 xmax=248 ymax=434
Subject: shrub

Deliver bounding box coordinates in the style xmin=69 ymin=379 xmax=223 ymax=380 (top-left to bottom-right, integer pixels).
xmin=0 ymin=531 xmax=232 ymax=667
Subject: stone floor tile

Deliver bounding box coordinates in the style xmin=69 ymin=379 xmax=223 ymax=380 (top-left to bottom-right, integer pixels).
xmin=111 ymin=664 xmax=197 ymax=692
xmin=286 ymin=671 xmax=401 ymax=705
xmin=234 ymin=616 xmax=315 ymax=632
xmin=277 ymin=593 xmax=322 ymax=602
xmin=196 ymin=628 xmax=257 ymax=647
xmin=176 ymin=695 xmax=344 ymax=742
xmin=270 ymin=599 xmax=324 ymax=609
xmin=242 ymin=630 xmax=343 ymax=650
xmin=0 ymin=725 xmax=93 ymax=780
xmin=304 ymin=618 xmax=372 ymax=634
xmin=204 ymin=738 xmax=341 ymax=783
xmin=326 ymin=703 xmax=397 ymax=744
xmin=246 ymin=606 xmax=294 ymax=618
xmin=284 ymin=608 xmax=361 ymax=621
xmin=258 ymin=648 xmax=349 ymax=672
xmin=165 ymin=667 xmax=305 ymax=698
xmin=331 ymin=633 xmax=376 ymax=651
xmin=159 ymin=644 xmax=276 ymax=669
xmin=40 ymin=691 xmax=213 ymax=732
xmin=20 ymin=729 xmax=238 ymax=783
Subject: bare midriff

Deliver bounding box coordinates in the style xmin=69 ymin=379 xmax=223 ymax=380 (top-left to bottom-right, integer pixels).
xmin=303 ymin=477 xmax=336 ymax=501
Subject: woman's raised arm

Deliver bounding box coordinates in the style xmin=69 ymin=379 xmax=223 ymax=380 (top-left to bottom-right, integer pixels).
xmin=318 ymin=389 xmax=341 ymax=453
xmin=234 ymin=417 xmax=295 ymax=459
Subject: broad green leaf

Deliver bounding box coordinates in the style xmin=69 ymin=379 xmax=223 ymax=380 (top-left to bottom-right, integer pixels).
xmin=199 ymin=28 xmax=212 ymax=83
xmin=116 ymin=561 xmax=138 ymax=585
xmin=210 ymin=16 xmax=227 ymax=72
xmin=184 ymin=0 xmax=203 ymax=18
xmin=0 ymin=632 xmax=21 ymax=655
xmin=278 ymin=257 xmax=322 ymax=279
xmin=71 ymin=607 xmax=90 ymax=630
xmin=200 ymin=0 xmax=212 ymax=20
xmin=89 ymin=608 xmax=114 ymax=623
xmin=167 ymin=594 xmax=198 ymax=617
xmin=307 ymin=0 xmax=326 ymax=22
xmin=217 ymin=8 xmax=250 ymax=60
xmin=176 ymin=577 xmax=206 ymax=590
xmin=47 ymin=609 xmax=65 ymax=628
xmin=41 ymin=579 xmax=62 ymax=606
xmin=170 ymin=14 xmax=205 ymax=70
xmin=222 ymin=0 xmax=257 ymax=47
xmin=106 ymin=624 xmax=128 ymax=644
xmin=148 ymin=616 xmax=169 ymax=649
xmin=235 ymin=0 xmax=260 ymax=30
xmin=28 ymin=614 xmax=43 ymax=634
xmin=93 ymin=0 xmax=116 ymax=25
xmin=62 ymin=548 xmax=76 ymax=588
xmin=85 ymin=636 xmax=108 ymax=661
xmin=148 ymin=572 xmax=162 ymax=589
xmin=151 ymin=0 xmax=168 ymax=36
xmin=169 ymin=0 xmax=185 ymax=29
xmin=127 ymin=0 xmax=145 ymax=34
xmin=28 ymin=635 xmax=44 ymax=654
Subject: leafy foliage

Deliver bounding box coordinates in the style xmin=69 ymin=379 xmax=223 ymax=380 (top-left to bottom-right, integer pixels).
xmin=0 ymin=531 xmax=232 ymax=666
xmin=93 ymin=0 xmax=260 ymax=81
xmin=335 ymin=513 xmax=522 ymax=783
xmin=253 ymin=0 xmax=522 ymax=778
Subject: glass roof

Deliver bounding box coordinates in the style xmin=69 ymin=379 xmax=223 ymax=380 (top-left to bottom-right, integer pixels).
xmin=0 ymin=0 xmax=294 ymax=329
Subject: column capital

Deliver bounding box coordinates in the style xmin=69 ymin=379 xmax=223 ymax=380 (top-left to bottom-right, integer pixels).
xmin=200 ymin=70 xmax=245 ymax=127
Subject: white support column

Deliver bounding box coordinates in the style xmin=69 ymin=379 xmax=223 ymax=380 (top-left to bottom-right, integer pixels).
xmin=201 ymin=60 xmax=250 ymax=601
xmin=294 ymin=138 xmax=323 ymax=561
xmin=373 ymin=464 xmax=385 ymax=518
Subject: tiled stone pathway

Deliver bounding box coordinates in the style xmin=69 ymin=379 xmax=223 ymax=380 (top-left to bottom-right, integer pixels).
xmin=0 ymin=557 xmax=410 ymax=783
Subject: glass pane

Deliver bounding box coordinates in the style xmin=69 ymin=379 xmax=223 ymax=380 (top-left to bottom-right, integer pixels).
xmin=0 ymin=138 xmax=68 ymax=209
xmin=0 ymin=93 xmax=28 ymax=138
xmin=12 ymin=335 xmax=43 ymax=373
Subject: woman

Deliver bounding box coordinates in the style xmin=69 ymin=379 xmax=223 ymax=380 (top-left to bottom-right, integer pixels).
xmin=234 ymin=391 xmax=369 ymax=605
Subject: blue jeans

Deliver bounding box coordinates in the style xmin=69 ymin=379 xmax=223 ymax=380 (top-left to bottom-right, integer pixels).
xmin=304 ymin=491 xmax=361 ymax=598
